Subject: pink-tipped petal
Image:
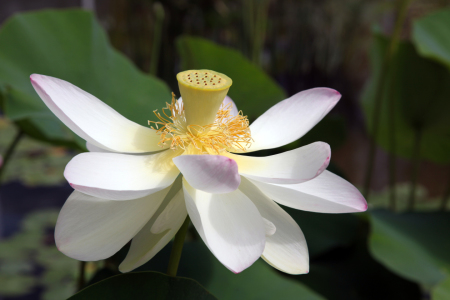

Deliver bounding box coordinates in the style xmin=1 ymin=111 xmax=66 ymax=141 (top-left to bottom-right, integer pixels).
xmin=250 ymin=170 xmax=367 ymax=213
xmin=183 ymin=180 xmax=266 ymax=274
xmin=242 ymin=88 xmax=341 ymax=152
xmin=30 ymin=74 xmax=166 ymax=153
xmin=226 ymin=142 xmax=331 ymax=184
xmin=173 ymin=155 xmax=240 ymax=194
xmin=239 ymin=177 xmax=309 ymax=274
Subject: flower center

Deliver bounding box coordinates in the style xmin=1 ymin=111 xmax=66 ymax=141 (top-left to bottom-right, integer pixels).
xmin=177 ymin=70 xmax=233 ymax=127
xmin=149 ymin=93 xmax=252 ymax=154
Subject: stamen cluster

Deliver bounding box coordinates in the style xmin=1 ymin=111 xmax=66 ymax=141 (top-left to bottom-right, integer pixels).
xmin=149 ymin=93 xmax=252 ymax=154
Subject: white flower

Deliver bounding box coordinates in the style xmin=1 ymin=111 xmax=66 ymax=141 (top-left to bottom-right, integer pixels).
xmin=30 ymin=70 xmax=367 ymax=275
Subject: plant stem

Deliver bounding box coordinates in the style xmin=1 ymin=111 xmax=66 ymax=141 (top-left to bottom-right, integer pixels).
xmin=243 ymin=0 xmax=254 ymax=59
xmin=252 ymin=0 xmax=270 ymax=67
xmin=363 ymin=0 xmax=411 ymax=200
xmin=407 ymin=128 xmax=422 ymax=211
xmin=0 ymin=129 xmax=24 ymax=184
xmin=77 ymin=261 xmax=86 ymax=291
xmin=387 ymin=74 xmax=397 ymax=211
xmin=167 ymin=216 xmax=190 ymax=277
xmin=440 ymin=174 xmax=450 ymax=211
xmin=149 ymin=2 xmax=164 ymax=76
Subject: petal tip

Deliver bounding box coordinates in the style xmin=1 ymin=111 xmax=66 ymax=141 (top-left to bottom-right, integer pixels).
xmin=118 ymin=264 xmax=130 ymax=273
xmin=316 ymin=156 xmax=330 ymax=177
xmin=30 ymin=73 xmax=44 ymax=84
xmin=360 ymin=200 xmax=368 ymax=212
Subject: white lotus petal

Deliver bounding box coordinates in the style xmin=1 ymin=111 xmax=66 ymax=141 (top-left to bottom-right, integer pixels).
xmin=239 ymin=177 xmax=309 ymax=274
xmin=55 ymin=187 xmax=170 ymax=261
xmin=183 ymin=179 xmax=265 ymax=273
xmin=251 ymin=170 xmax=367 ymax=213
xmin=226 ymin=142 xmax=330 ymax=184
xmin=243 ymin=88 xmax=341 ymax=152
xmin=119 ymin=178 xmax=187 ymax=272
xmin=30 ymin=74 xmax=166 ymax=153
xmin=151 ymin=190 xmax=187 ymax=234
xmin=65 ymin=150 xmax=181 ymax=200
xmin=173 ymin=155 xmax=240 ymax=193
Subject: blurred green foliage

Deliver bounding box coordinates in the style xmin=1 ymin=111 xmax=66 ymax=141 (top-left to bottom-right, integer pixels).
xmin=0 ymin=117 xmax=69 ymax=185
xmin=433 ymin=276 xmax=450 ymax=300
xmin=0 ymin=210 xmax=77 ymax=299
xmin=368 ymin=183 xmax=447 ymax=212
xmin=362 ymin=32 xmax=450 ymax=163
xmin=413 ymin=8 xmax=450 ymax=69
xmin=0 ymin=9 xmax=170 ymax=149
xmin=369 ymin=210 xmax=450 ymax=287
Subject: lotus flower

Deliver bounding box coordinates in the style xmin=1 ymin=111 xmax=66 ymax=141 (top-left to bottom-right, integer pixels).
xmin=30 ymin=70 xmax=367 ymax=275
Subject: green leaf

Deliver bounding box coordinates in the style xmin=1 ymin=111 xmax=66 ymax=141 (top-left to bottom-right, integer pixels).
xmin=69 ymin=271 xmax=216 ymax=300
xmin=433 ymin=277 xmax=450 ymax=300
xmin=368 ymin=210 xmax=450 ymax=286
xmin=0 ymin=9 xmax=171 ymax=148
xmin=413 ymin=8 xmax=450 ymax=69
xmin=203 ymin=258 xmax=323 ymax=300
xmin=176 ymin=36 xmax=286 ymax=120
xmin=361 ymin=33 xmax=450 ymax=163
xmin=133 ymin=241 xmax=324 ymax=300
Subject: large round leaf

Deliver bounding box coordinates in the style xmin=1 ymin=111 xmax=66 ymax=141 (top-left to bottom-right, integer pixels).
xmin=0 ymin=9 xmax=171 ymax=148
xmin=176 ymin=36 xmax=286 ymax=120
xmin=361 ymin=33 xmax=450 ymax=163
xmin=368 ymin=210 xmax=450 ymax=286
xmin=69 ymin=271 xmax=216 ymax=300
xmin=131 ymin=241 xmax=324 ymax=300
xmin=413 ymin=8 xmax=450 ymax=69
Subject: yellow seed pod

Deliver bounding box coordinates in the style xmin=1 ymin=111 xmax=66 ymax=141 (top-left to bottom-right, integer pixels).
xmin=177 ymin=70 xmax=232 ymax=126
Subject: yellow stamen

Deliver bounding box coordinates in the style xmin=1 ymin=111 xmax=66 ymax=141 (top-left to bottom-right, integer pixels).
xmin=149 ymin=93 xmax=252 ymax=154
